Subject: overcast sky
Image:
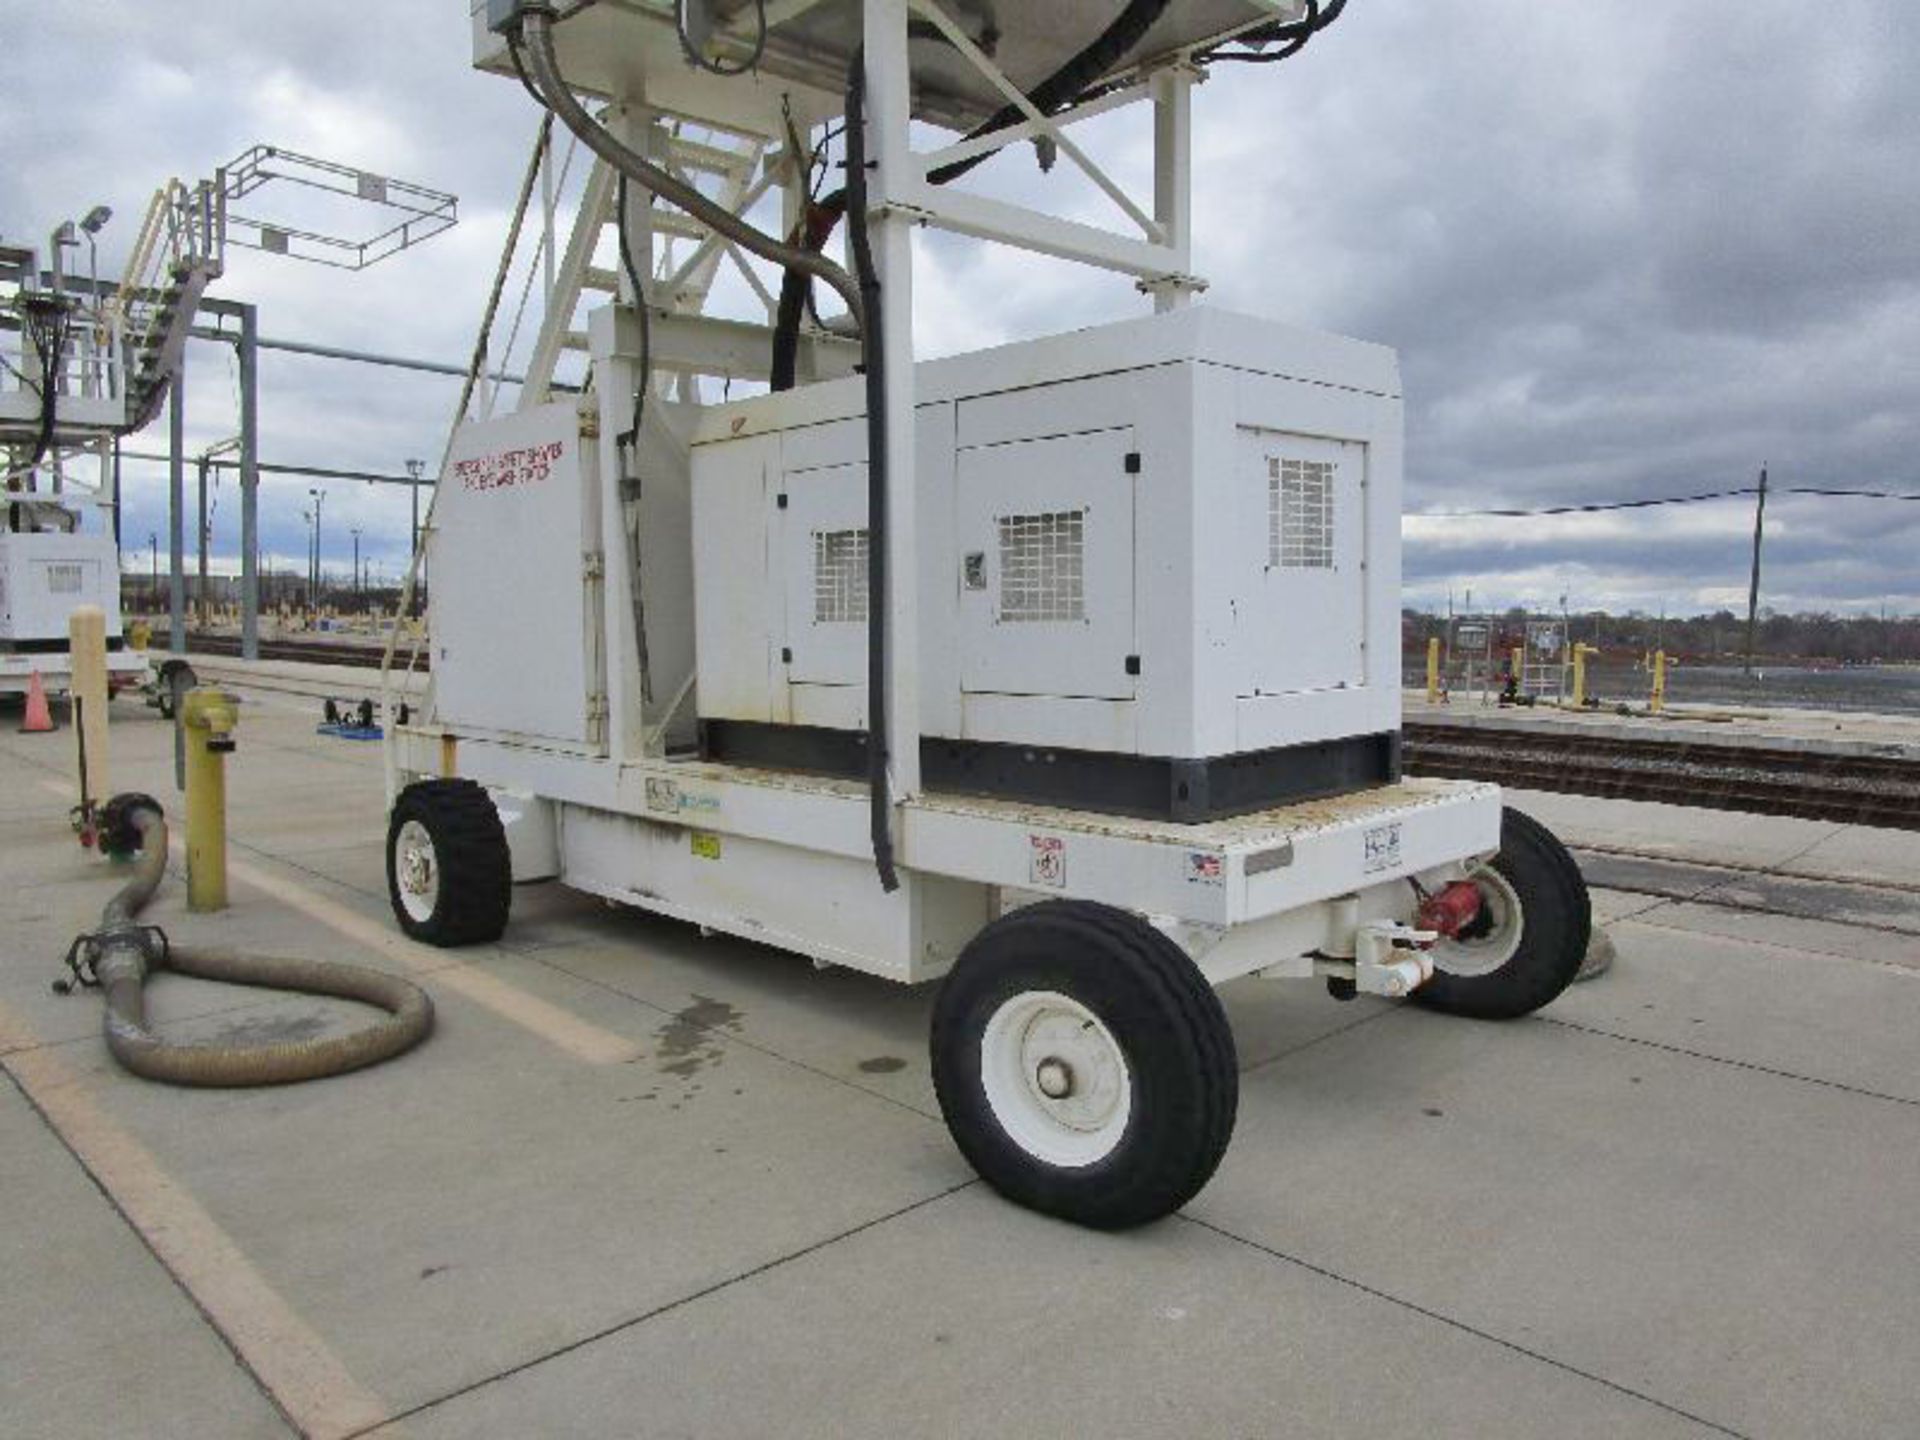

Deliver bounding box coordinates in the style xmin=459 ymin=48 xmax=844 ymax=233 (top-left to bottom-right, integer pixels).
xmin=5 ymin=1 xmax=1915 ymax=615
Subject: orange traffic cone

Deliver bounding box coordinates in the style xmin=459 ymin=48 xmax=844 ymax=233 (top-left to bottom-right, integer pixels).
xmin=20 ymin=671 xmax=55 ymax=733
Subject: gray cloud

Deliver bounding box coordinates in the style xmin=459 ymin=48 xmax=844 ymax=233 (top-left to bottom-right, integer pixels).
xmin=5 ymin=1 xmax=1915 ymax=612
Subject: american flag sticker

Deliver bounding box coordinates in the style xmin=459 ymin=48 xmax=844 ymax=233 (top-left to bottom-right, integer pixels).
xmin=1188 ymin=852 xmax=1224 ymax=886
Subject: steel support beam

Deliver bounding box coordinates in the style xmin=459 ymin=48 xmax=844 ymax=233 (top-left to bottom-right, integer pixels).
xmin=238 ymin=304 xmax=260 ymax=660
xmin=865 ymin=0 xmax=921 ymax=804
xmin=167 ymin=379 xmax=185 ymax=653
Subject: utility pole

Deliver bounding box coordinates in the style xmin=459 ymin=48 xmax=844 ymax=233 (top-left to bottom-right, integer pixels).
xmin=406 ymin=457 xmax=425 ymax=617
xmin=309 ymin=486 xmax=325 ymax=612
xmin=1743 ymin=465 xmax=1769 ymax=677
xmin=352 ymin=527 xmax=363 ymax=599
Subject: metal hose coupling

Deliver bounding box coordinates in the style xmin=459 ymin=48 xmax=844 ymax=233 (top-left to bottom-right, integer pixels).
xmin=58 ymin=796 xmax=435 ymax=1087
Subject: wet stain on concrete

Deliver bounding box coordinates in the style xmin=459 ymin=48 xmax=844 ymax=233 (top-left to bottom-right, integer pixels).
xmin=419 ymin=1265 xmax=449 ymax=1280
xmin=858 ymin=1056 xmax=908 ymax=1074
xmin=652 ymin=994 xmax=742 ymax=1079
xmin=209 ymin=1011 xmax=331 ymax=1048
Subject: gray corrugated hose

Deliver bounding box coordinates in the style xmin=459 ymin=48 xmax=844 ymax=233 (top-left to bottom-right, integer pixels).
xmin=82 ymin=803 xmax=433 ymax=1086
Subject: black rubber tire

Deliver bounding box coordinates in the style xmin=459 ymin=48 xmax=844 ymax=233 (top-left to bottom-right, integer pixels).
xmin=931 ymin=900 xmax=1238 ymax=1230
xmin=1414 ymin=806 xmax=1590 ymax=1020
xmin=386 ymin=779 xmax=511 ymax=946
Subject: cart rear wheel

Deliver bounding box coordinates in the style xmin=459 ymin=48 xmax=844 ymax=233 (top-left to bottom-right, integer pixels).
xmin=931 ymin=900 xmax=1237 ymax=1230
xmin=386 ymin=779 xmax=511 ymax=946
xmin=1415 ymin=807 xmax=1589 ymax=1020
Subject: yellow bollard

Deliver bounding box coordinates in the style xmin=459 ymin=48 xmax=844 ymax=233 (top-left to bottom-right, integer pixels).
xmin=127 ymin=619 xmax=152 ymax=651
xmin=181 ymin=687 xmax=239 ymax=911
xmin=1650 ymin=649 xmax=1667 ymax=714
xmin=1426 ymin=637 xmax=1441 ymax=704
xmin=1570 ymin=643 xmax=1600 ymax=709
xmin=70 ymin=606 xmax=110 ymax=811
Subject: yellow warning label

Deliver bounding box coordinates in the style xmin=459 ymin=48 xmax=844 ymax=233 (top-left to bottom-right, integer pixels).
xmin=690 ymin=831 xmax=723 ymax=861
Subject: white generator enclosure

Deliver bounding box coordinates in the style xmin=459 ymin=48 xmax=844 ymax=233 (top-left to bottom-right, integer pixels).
xmin=692 ymin=307 xmax=1403 ymax=821
xmin=0 ymin=524 xmax=145 ymax=693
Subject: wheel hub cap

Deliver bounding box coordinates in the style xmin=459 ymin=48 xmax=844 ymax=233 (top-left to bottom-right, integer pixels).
xmin=980 ymin=991 xmax=1132 ymax=1168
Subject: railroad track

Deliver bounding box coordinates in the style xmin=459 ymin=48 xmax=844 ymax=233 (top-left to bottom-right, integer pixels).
xmin=186 ymin=632 xmax=427 ymax=671
xmin=1405 ymin=721 xmax=1920 ymax=832
xmin=176 ymin=636 xmax=1914 ymax=829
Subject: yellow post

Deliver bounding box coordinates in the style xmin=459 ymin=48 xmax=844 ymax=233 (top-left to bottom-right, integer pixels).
xmin=181 ymin=687 xmax=239 ymax=911
xmin=1650 ymin=649 xmax=1667 ymax=714
xmin=69 ymin=606 xmax=110 ymax=809
xmin=1511 ymin=644 xmax=1525 ymax=696
xmin=1570 ymin=643 xmax=1600 ymax=708
xmin=1425 ymin=637 xmax=1441 ymax=703
xmin=128 ymin=619 xmax=152 ymax=651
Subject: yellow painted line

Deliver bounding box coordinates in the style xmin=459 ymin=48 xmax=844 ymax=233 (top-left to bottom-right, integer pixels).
xmin=0 ymin=1002 xmax=397 ymax=1440
xmin=228 ymin=858 xmax=639 ymax=1066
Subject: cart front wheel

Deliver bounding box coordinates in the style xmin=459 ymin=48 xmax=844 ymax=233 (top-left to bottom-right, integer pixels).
xmin=931 ymin=900 xmax=1237 ymax=1230
xmin=1415 ymin=806 xmax=1590 ymax=1020
xmin=386 ymin=779 xmax=511 ymax=946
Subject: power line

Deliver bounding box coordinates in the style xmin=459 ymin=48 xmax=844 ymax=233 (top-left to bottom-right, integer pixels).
xmin=1416 ymin=484 xmax=1919 ymax=519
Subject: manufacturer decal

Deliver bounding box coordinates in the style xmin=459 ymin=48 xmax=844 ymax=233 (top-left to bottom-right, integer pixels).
xmin=1029 ymin=834 xmax=1066 ymax=889
xmin=645 ymin=778 xmax=720 ymax=816
xmin=690 ymin=831 xmax=723 ymax=861
xmin=1186 ymin=852 xmax=1224 ymax=887
xmin=1363 ymin=822 xmax=1403 ymax=875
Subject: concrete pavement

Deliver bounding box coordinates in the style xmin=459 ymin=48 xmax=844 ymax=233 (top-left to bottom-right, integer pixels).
xmin=3 ymin=684 xmax=1917 ymax=1438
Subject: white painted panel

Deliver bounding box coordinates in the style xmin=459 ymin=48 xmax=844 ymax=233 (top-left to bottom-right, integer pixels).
xmin=690 ymin=433 xmax=778 ymax=723
xmin=1235 ymin=430 xmax=1367 ymax=696
xmin=432 ymin=403 xmax=593 ymax=744
xmin=957 ymin=427 xmax=1136 ymax=702
xmin=780 ymin=461 xmax=870 ymax=689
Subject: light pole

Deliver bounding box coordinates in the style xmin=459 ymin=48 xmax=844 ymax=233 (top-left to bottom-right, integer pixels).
xmin=352 ymin=527 xmax=363 ymax=601
xmin=149 ymin=531 xmax=159 ymax=612
xmin=308 ymin=486 xmax=325 ymax=612
xmin=405 ymin=458 xmax=425 ymax=617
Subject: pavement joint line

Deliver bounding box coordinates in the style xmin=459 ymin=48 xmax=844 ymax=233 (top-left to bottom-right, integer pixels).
xmin=1615 ymin=912 xmax=1920 ymax=976
xmin=1605 ymin=885 xmax=1920 ymax=942
xmin=1176 ymin=1213 xmax=1751 ymax=1440
xmin=525 ymin=947 xmax=946 ymax=1123
xmin=1238 ymin=1003 xmax=1397 ymax=1077
xmin=340 ymin=1177 xmax=983 ymax=1440
xmin=1538 ymin=1016 xmax=1920 ymax=1109
xmin=227 ymin=857 xmax=641 ymax=1066
xmin=1574 ymin=838 xmax=1920 ymax=897
xmin=0 ymin=1004 xmax=399 ymax=1440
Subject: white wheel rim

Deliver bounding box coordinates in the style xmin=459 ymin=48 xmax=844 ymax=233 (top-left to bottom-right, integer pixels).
xmin=1432 ymin=867 xmax=1525 ymax=978
xmin=980 ymin=990 xmax=1132 ymax=1168
xmin=395 ymin=819 xmax=441 ymax=924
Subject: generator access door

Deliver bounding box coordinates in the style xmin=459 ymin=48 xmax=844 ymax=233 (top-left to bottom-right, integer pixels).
xmin=957 ymin=427 xmax=1137 ymax=702
xmin=429 ymin=401 xmax=603 ymax=750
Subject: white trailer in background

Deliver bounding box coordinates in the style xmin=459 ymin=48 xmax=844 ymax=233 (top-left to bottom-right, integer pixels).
xmin=385 ymin=0 xmax=1591 ymax=1227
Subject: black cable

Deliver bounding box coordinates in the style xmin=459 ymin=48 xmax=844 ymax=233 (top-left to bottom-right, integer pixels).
xmin=612 ymin=174 xmax=653 ymax=454
xmin=676 ymin=0 xmax=768 ymax=77
xmin=845 ymin=51 xmax=899 ymax=894
xmin=1201 ymin=0 xmax=1347 ymax=64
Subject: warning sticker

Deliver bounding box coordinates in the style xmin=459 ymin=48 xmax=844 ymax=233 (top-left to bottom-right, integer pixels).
xmin=452 ymin=439 xmax=565 ymax=493
xmin=1186 ymin=852 xmax=1224 ymax=887
xmin=1363 ymin=822 xmax=1403 ymax=875
xmin=1029 ymin=834 xmax=1066 ymax=889
xmin=690 ymin=831 xmax=723 ymax=861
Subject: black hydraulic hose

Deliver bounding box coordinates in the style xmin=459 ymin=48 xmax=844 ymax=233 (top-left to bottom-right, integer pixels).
xmin=845 ymin=55 xmax=899 ymax=895
xmin=77 ymin=803 xmax=433 ymax=1087
xmin=770 ymin=0 xmax=1172 ymax=391
xmin=513 ymin=10 xmax=865 ymax=332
